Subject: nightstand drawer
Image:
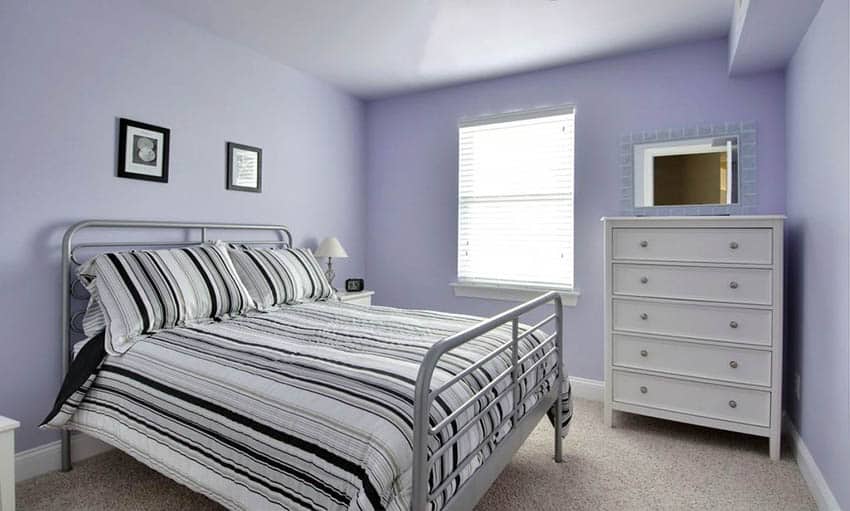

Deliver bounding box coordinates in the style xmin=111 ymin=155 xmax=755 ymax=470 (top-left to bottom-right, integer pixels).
xmin=612 ymin=228 xmax=772 ymax=264
xmin=612 ymin=299 xmax=772 ymax=346
xmin=612 ymin=334 xmax=771 ymax=386
xmin=612 ymin=371 xmax=771 ymax=427
xmin=612 ymin=264 xmax=772 ymax=305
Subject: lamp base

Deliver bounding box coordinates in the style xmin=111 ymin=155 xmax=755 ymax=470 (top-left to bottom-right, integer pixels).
xmin=325 ymin=257 xmax=336 ymax=290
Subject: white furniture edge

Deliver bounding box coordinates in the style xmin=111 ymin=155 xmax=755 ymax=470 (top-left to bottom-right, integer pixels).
xmin=783 ymin=416 xmax=842 ymax=511
xmin=451 ymin=281 xmax=580 ymax=306
xmin=600 ymin=215 xmax=788 ymax=221
xmin=337 ymin=290 xmax=375 ymax=299
xmin=15 ymin=433 xmax=112 ymax=482
xmin=0 ymin=419 xmax=18 ymax=434
xmin=1 ymin=417 xmax=19 ymax=511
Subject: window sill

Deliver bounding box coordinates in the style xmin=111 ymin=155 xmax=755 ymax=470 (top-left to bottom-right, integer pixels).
xmin=450 ymin=281 xmax=580 ymax=307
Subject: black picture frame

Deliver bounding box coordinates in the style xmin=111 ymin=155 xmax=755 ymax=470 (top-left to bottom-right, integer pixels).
xmin=226 ymin=142 xmax=263 ymax=193
xmin=117 ymin=118 xmax=170 ymax=183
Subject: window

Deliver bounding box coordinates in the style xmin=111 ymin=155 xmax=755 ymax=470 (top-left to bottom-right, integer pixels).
xmin=454 ymin=107 xmax=576 ymax=303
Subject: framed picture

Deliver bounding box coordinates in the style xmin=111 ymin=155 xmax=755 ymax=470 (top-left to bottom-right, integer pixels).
xmin=117 ymin=118 xmax=170 ymax=182
xmin=226 ymin=142 xmax=262 ymax=193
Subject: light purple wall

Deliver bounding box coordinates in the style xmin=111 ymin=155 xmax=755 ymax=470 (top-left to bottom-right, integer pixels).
xmin=365 ymin=39 xmax=786 ymax=383
xmin=785 ymin=0 xmax=850 ymax=507
xmin=0 ymin=0 xmax=365 ymax=452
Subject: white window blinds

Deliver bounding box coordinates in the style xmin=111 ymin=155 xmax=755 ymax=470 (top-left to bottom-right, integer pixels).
xmin=457 ymin=107 xmax=575 ymax=289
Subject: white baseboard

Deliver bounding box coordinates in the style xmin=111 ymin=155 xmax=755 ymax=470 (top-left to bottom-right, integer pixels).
xmin=15 ymin=433 xmax=113 ymax=482
xmin=570 ymin=376 xmax=604 ymax=402
xmin=783 ymin=416 xmax=841 ymax=510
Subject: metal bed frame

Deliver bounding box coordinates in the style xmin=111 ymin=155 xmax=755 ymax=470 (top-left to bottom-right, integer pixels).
xmin=61 ymin=220 xmax=564 ymax=511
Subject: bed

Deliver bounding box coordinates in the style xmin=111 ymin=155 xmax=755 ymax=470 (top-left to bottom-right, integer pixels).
xmin=45 ymin=220 xmax=571 ymax=511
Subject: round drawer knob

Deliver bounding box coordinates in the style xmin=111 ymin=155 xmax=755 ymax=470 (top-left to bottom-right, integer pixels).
xmin=640 ymin=276 xmax=649 ymax=284
xmin=640 ymin=313 xmax=648 ymax=320
xmin=729 ymin=400 xmax=738 ymax=408
xmin=730 ymin=241 xmax=739 ymax=250
xmin=729 ymin=281 xmax=739 ymax=289
xmin=729 ymin=320 xmax=739 ymax=329
xmin=640 ymin=386 xmax=648 ymax=394
xmin=729 ymin=360 xmax=738 ymax=369
xmin=640 ymin=349 xmax=648 ymax=357
xmin=640 ymin=240 xmax=648 ymax=248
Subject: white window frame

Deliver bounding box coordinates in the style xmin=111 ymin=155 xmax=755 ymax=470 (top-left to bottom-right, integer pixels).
xmin=451 ymin=106 xmax=579 ymax=306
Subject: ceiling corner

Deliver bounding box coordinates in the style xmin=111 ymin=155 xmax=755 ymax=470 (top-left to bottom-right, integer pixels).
xmin=729 ymin=0 xmax=823 ymax=76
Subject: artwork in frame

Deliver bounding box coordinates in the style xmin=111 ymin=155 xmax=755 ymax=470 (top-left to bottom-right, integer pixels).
xmin=226 ymin=142 xmax=262 ymax=193
xmin=117 ymin=118 xmax=170 ymax=182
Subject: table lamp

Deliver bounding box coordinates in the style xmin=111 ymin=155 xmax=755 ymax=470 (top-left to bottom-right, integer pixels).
xmin=314 ymin=237 xmax=348 ymax=289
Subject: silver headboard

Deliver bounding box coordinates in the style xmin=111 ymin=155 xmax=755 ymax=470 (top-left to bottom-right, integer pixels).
xmin=60 ymin=219 xmax=292 ymax=470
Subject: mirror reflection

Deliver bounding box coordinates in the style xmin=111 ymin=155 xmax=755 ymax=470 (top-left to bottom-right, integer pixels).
xmin=634 ymin=136 xmax=738 ymax=208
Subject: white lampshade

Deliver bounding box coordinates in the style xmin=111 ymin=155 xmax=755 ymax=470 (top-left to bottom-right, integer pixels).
xmin=314 ymin=237 xmax=349 ymax=258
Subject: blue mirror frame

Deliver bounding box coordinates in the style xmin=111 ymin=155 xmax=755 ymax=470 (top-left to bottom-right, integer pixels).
xmin=619 ymin=121 xmax=758 ymax=216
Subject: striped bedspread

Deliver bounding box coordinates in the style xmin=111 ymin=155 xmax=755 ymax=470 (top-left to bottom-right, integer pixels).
xmin=44 ymin=302 xmax=571 ymax=510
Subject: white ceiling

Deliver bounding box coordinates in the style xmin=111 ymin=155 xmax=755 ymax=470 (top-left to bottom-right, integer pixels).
xmin=143 ymin=0 xmax=734 ymax=99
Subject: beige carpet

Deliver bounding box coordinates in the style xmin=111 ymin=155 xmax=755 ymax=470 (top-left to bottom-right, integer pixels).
xmin=17 ymin=399 xmax=815 ymax=510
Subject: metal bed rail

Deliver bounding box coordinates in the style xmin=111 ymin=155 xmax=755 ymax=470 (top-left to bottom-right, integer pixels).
xmin=412 ymin=291 xmax=564 ymax=511
xmin=60 ymin=220 xmax=292 ymax=471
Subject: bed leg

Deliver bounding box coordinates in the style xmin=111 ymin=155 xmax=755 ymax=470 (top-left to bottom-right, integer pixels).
xmin=61 ymin=430 xmax=72 ymax=472
xmin=553 ymin=297 xmax=564 ymax=464
xmin=553 ymin=391 xmax=563 ymax=463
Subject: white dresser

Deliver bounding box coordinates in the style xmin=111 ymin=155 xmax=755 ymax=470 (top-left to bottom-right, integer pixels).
xmin=602 ymin=216 xmax=784 ymax=459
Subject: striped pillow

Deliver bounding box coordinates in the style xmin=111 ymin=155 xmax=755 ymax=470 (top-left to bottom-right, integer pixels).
xmin=228 ymin=246 xmax=334 ymax=307
xmin=79 ymin=243 xmax=255 ymax=354
xmin=227 ymin=246 xmax=300 ymax=310
xmin=274 ymin=248 xmax=335 ymax=302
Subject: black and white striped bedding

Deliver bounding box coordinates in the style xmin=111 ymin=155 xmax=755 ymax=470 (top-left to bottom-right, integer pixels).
xmin=45 ymin=302 xmax=571 ymax=511
xmin=79 ymin=243 xmax=255 ymax=355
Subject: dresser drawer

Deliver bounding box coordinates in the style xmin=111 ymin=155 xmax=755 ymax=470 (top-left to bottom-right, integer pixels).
xmin=612 ymin=299 xmax=772 ymax=346
xmin=612 ymin=264 xmax=773 ymax=305
xmin=612 ymin=370 xmax=771 ymax=426
xmin=612 ymin=334 xmax=772 ymax=386
xmin=612 ymin=228 xmax=773 ymax=264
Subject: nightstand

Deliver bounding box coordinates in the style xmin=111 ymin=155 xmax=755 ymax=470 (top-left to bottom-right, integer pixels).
xmin=0 ymin=416 xmax=19 ymax=511
xmin=337 ymin=290 xmax=374 ymax=306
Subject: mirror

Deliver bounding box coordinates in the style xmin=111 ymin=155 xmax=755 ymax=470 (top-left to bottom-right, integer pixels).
xmin=633 ymin=136 xmax=739 ymax=208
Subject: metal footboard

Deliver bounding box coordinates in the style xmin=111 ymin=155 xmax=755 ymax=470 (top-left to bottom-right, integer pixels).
xmin=412 ymin=291 xmax=564 ymax=511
